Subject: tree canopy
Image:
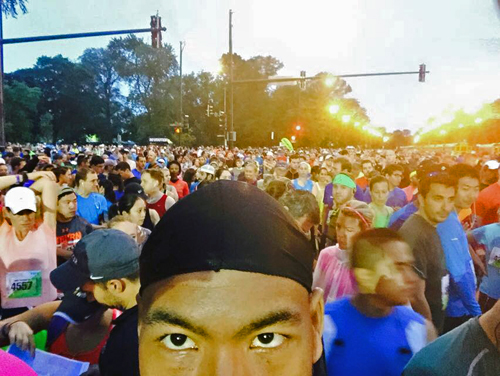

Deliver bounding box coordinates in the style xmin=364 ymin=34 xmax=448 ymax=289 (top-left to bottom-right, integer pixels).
xmin=4 ymin=35 xmax=386 ymax=147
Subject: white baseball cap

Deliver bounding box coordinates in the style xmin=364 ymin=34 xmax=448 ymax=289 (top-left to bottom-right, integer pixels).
xmin=5 ymin=187 xmax=37 ymax=214
xmin=484 ymin=160 xmax=500 ymax=170
xmin=0 ymin=157 xmax=5 ymax=164
xmin=199 ymin=164 xmax=215 ymax=175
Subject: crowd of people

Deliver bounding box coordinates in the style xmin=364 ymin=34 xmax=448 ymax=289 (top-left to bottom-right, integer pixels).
xmin=0 ymin=142 xmax=499 ymax=375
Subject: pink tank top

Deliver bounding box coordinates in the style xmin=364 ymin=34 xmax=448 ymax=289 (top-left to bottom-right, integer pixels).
xmin=0 ymin=222 xmax=57 ymax=309
xmin=312 ymin=246 xmax=358 ymax=303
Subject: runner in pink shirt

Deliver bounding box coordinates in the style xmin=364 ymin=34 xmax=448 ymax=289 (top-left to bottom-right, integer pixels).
xmin=313 ymin=200 xmax=374 ymax=303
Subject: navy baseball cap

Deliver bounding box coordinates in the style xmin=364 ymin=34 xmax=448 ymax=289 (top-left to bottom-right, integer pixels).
xmin=50 ymin=229 xmax=140 ymax=292
xmin=124 ymin=182 xmax=148 ymax=200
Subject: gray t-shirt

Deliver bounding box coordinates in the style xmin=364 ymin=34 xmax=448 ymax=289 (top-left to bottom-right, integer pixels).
xmin=403 ymin=318 xmax=500 ymax=375
xmin=399 ymin=213 xmax=448 ymax=333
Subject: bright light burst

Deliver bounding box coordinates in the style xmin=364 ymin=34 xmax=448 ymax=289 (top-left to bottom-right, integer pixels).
xmin=325 ymin=77 xmax=336 ymax=87
xmin=342 ymin=115 xmax=351 ymax=123
xmin=329 ymin=104 xmax=340 ymax=114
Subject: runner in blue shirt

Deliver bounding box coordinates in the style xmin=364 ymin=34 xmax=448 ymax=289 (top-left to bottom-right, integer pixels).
xmin=323 ymin=228 xmax=436 ymax=376
xmin=74 ymin=168 xmax=108 ymax=225
xmin=437 ymin=164 xmax=482 ymax=332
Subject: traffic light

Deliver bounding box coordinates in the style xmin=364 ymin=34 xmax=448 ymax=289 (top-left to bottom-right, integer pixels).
xmin=151 ymin=15 xmax=163 ymax=48
xmin=174 ymin=127 xmax=182 ymax=134
xmin=419 ymin=64 xmax=426 ymax=82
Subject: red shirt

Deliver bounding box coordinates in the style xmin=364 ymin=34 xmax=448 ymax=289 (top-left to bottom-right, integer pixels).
xmin=169 ymin=179 xmax=189 ymax=199
xmin=476 ymin=182 xmax=500 ymax=226
xmin=147 ymin=194 xmax=168 ymax=218
xmin=49 ymin=309 xmax=120 ymax=365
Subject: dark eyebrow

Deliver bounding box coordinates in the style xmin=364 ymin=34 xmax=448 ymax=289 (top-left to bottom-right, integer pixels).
xmin=143 ymin=309 xmax=209 ymax=337
xmin=234 ymin=310 xmax=302 ymax=339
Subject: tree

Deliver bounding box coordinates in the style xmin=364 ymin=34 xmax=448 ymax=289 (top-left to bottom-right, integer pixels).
xmin=1 ymin=0 xmax=28 ymax=18
xmin=80 ymin=47 xmax=125 ymax=140
xmin=9 ymin=55 xmax=102 ymax=142
xmin=108 ymin=35 xmax=179 ymax=142
xmin=4 ymin=80 xmax=41 ymax=142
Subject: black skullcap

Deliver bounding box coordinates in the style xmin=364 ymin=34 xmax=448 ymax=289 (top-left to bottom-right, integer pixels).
xmin=140 ymin=180 xmax=314 ymax=293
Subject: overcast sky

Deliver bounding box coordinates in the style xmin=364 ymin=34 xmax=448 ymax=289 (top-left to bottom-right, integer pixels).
xmin=3 ymin=0 xmax=500 ymax=132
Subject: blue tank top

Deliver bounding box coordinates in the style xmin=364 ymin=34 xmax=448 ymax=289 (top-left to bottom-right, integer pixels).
xmin=323 ymin=298 xmax=426 ymax=376
xmin=292 ymin=179 xmax=314 ymax=192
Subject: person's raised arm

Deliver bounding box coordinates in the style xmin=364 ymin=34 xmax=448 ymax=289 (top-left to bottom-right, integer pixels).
xmin=30 ymin=172 xmax=58 ymax=230
xmin=0 ymin=171 xmax=55 ymax=191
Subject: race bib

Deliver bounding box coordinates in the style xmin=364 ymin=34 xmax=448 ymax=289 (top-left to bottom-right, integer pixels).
xmin=488 ymin=247 xmax=500 ymax=269
xmin=6 ymin=270 xmax=42 ymax=299
xmin=441 ymin=274 xmax=450 ymax=310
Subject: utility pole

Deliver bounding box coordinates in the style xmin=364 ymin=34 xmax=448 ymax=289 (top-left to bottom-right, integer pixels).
xmin=224 ymin=87 xmax=228 ymax=147
xmin=179 ymin=41 xmax=185 ymax=123
xmin=228 ymin=9 xmax=234 ymax=148
xmin=0 ymin=2 xmax=5 ymax=146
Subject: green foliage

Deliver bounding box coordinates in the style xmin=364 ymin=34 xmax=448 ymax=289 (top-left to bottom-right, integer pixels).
xmin=4 ymin=80 xmax=41 ymax=142
xmin=4 ymin=34 xmax=380 ymax=146
xmin=1 ymin=0 xmax=28 ymax=18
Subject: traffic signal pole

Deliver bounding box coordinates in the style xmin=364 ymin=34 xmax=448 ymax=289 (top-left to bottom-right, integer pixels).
xmin=0 ymin=21 xmax=166 ymax=146
xmin=228 ymin=9 xmax=234 ymax=148
xmin=232 ymin=69 xmax=430 ymax=85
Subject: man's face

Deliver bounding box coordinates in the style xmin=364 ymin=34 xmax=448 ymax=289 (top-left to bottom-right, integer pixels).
xmin=333 ymin=184 xmax=353 ymax=206
xmin=58 ymin=193 xmax=77 ymax=220
xmin=375 ymin=241 xmax=418 ymax=306
xmin=137 ymin=157 xmax=146 ymax=170
xmin=0 ymin=164 xmax=8 ymax=176
xmin=362 ymin=162 xmax=373 ymax=177
xmin=455 ymin=177 xmax=480 ymax=210
xmin=92 ymin=163 xmax=104 ymax=175
xmin=331 ymin=162 xmax=343 ymax=177
xmin=138 ymin=270 xmax=324 ymax=376
xmin=117 ymin=169 xmax=129 ymax=180
xmin=82 ymin=172 xmax=99 ymax=194
xmin=141 ymin=173 xmax=158 ymax=195
xmin=385 ymin=151 xmax=396 ymax=164
xmin=244 ymin=165 xmax=258 ymax=181
xmin=148 ymin=151 xmax=157 ymax=164
xmin=290 ymin=158 xmax=300 ymax=171
xmin=419 ymin=183 xmax=456 ymax=226
xmin=82 ymin=280 xmax=125 ymax=310
xmin=386 ymin=171 xmax=403 ymax=189
xmin=371 ymin=181 xmax=389 ymax=206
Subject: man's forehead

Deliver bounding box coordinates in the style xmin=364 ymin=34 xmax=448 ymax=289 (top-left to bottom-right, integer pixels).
xmin=143 ymin=270 xmax=309 ymax=307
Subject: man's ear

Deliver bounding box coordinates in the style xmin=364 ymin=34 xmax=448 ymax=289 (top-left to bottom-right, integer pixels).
xmin=107 ymin=279 xmax=125 ymax=294
xmin=310 ymin=287 xmax=324 ymax=363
